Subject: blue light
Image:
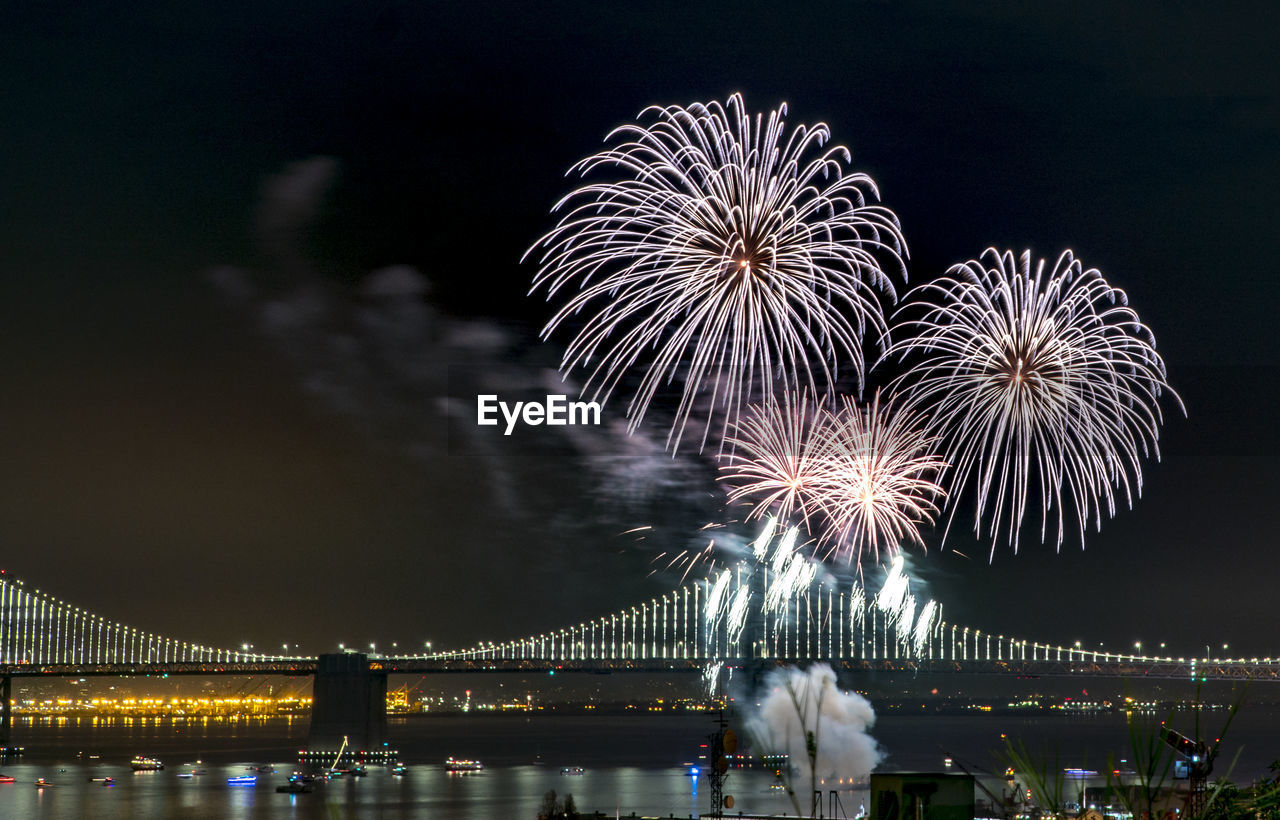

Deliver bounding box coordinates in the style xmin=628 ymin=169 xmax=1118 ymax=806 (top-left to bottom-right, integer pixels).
xmin=690 ymin=766 xmax=699 ymax=776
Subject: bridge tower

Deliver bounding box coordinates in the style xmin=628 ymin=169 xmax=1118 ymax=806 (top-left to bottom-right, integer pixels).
xmin=741 ymin=564 xmax=772 ymax=689
xmin=0 ymin=674 xmax=10 ymax=749
xmin=306 ymin=653 xmax=389 ymax=761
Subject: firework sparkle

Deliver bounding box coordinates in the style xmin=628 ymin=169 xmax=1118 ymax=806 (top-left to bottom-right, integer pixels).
xmin=526 ymin=93 xmax=907 ymax=452
xmin=721 ymin=391 xmax=946 ymax=568
xmin=888 ymin=248 xmax=1182 ymax=555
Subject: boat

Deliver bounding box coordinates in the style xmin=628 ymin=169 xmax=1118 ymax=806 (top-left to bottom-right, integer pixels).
xmin=34 ymin=778 xmax=53 ymax=788
xmin=87 ymin=776 xmax=114 ymax=783
xmin=130 ymin=756 xmax=164 ymax=771
xmin=349 ymin=764 xmax=367 ymax=777
xmin=177 ymin=761 xmax=206 ymax=777
xmin=276 ymin=780 xmax=313 ymax=794
xmin=249 ymin=764 xmax=275 ymax=773
xmin=227 ymin=774 xmax=257 ymax=786
xmin=444 ymin=757 xmax=483 ymax=772
xmin=391 ymin=762 xmax=408 ymax=776
xmin=0 ymin=775 xmax=13 ymax=784
xmin=288 ymin=771 xmax=316 ymax=783
xmin=561 ymin=766 xmax=585 ymax=776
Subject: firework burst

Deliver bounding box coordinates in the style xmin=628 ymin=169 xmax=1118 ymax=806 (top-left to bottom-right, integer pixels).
xmin=888 ymin=248 xmax=1182 ymax=555
xmin=821 ymin=393 xmax=947 ymax=565
xmin=719 ymin=390 xmax=835 ymax=530
xmin=526 ymin=93 xmax=907 ymax=452
xmin=721 ymin=391 xmax=945 ymax=569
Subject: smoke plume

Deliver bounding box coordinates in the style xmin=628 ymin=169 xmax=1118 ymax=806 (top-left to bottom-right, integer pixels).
xmin=746 ymin=664 xmax=881 ymax=783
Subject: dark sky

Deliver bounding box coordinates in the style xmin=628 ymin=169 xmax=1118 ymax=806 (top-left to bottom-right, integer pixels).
xmin=0 ymin=1 xmax=1276 ymax=660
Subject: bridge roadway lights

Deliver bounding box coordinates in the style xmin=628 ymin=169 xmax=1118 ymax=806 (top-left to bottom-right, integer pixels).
xmin=306 ymin=653 xmax=389 ymax=762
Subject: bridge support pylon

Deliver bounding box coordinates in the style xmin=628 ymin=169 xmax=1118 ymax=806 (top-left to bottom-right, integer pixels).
xmin=306 ymin=653 xmax=389 ymax=762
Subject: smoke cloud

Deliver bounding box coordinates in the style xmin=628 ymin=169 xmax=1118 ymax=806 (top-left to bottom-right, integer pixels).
xmin=746 ymin=664 xmax=881 ymax=783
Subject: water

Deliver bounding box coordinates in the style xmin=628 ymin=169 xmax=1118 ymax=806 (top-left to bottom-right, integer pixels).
xmin=3 ymin=708 xmax=1279 ymax=818
xmin=0 ymin=761 xmax=778 ymax=820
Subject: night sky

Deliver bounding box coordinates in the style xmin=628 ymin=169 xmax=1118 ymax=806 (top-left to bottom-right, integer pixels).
xmin=1 ymin=2 xmax=1277 ymax=660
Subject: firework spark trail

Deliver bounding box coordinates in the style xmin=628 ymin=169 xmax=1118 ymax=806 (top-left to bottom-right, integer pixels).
xmin=769 ymin=552 xmax=818 ymax=616
xmin=703 ymin=663 xmax=723 ymax=693
xmin=848 ymin=580 xmax=867 ymax=624
xmin=752 ymin=516 xmax=778 ymax=560
xmin=655 ymin=539 xmax=718 ymax=583
xmin=761 ymin=523 xmax=819 ymax=614
xmin=888 ymin=248 xmax=1182 ymax=555
xmin=771 ymin=525 xmax=800 ymax=573
xmin=873 ymin=554 xmax=909 ymax=613
xmin=706 ymin=569 xmax=733 ymax=627
xmin=721 ymin=391 xmax=945 ymax=569
xmin=526 ymin=93 xmax=907 ymax=453
xmin=869 ymin=553 xmax=942 ymax=652
xmin=898 ymin=595 xmax=916 ymax=637
xmin=726 ymin=586 xmax=751 ymax=645
xmin=913 ymin=600 xmax=938 ymax=656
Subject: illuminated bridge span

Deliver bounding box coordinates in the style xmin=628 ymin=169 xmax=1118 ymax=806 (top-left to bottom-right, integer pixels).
xmin=419 ymin=566 xmax=1280 ymax=683
xmin=2 ymin=571 xmax=1279 ymax=682
xmin=0 ymin=575 xmax=307 ymax=676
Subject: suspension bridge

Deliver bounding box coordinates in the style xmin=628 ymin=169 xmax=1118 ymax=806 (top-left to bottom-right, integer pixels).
xmin=3 ymin=565 xmax=1276 ymax=757
xmin=2 ymin=569 xmax=1277 ymax=682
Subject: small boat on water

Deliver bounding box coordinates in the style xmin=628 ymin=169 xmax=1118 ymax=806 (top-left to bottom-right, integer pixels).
xmin=87 ymin=776 xmax=114 ymax=783
xmin=34 ymin=778 xmax=54 ymax=788
xmin=288 ymin=771 xmax=316 ymax=783
xmin=0 ymin=774 xmax=14 ymax=784
xmin=561 ymin=766 xmax=585 ymax=776
xmin=227 ymin=775 xmax=257 ymax=786
xmin=391 ymin=762 xmax=408 ymax=776
xmin=444 ymin=757 xmax=483 ymax=773
xmin=276 ymin=781 xmax=313 ymax=794
xmin=131 ymin=756 xmax=164 ymax=771
xmin=249 ymin=764 xmax=275 ymax=773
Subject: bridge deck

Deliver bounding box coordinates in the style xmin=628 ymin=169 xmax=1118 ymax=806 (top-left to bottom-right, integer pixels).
xmin=4 ymin=657 xmax=1279 ymax=681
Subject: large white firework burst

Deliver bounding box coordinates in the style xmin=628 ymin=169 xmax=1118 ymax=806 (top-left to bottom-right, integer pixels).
xmin=888 ymin=248 xmax=1182 ymax=555
xmin=721 ymin=391 xmax=945 ymax=569
xmin=525 ymin=93 xmax=907 ymax=452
